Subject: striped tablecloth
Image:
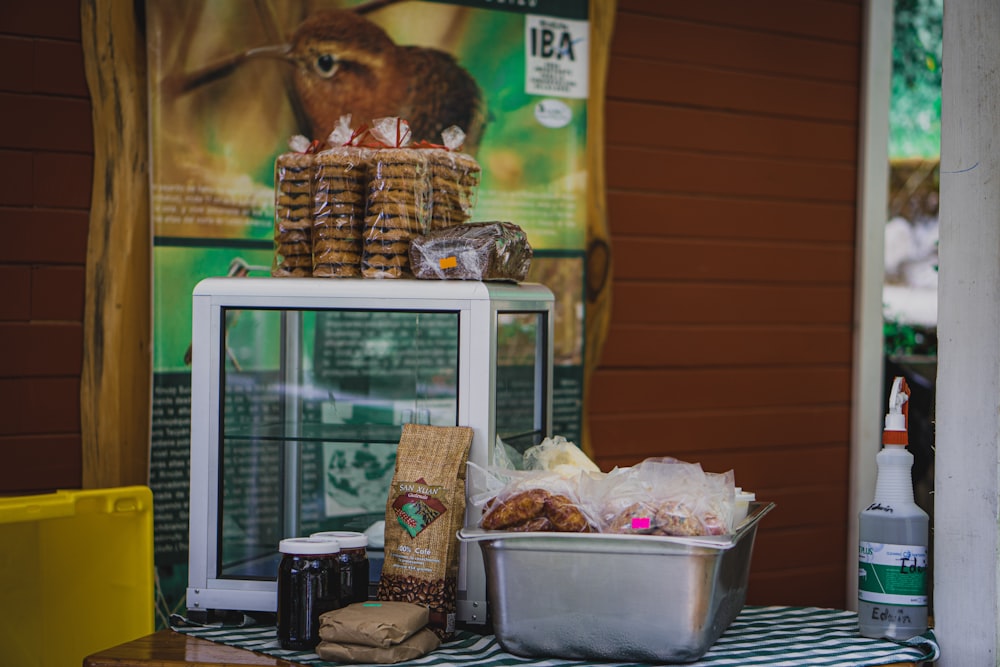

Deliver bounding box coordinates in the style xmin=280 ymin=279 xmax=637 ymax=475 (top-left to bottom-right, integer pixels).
xmin=171 ymin=606 xmax=940 ymax=667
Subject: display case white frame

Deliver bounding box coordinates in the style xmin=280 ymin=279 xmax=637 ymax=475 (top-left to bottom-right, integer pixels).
xmin=186 ymin=277 xmax=555 ymax=623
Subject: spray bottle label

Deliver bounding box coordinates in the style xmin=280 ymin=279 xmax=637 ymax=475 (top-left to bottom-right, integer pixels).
xmin=858 ymin=541 xmax=928 ymax=605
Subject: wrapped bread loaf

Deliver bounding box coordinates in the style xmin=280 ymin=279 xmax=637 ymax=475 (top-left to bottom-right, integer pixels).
xmin=409 ymin=221 xmax=533 ymax=282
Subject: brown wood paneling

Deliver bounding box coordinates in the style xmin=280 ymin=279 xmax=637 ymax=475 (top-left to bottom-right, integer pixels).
xmin=616 ymin=0 xmax=861 ymax=43
xmin=0 ymin=0 xmax=90 ymax=494
xmin=0 ymin=149 xmax=35 ymax=206
xmin=0 ymin=266 xmax=31 ymax=320
xmin=611 ymin=12 xmax=859 ymax=83
xmin=749 ymin=570 xmax=846 ymax=608
xmin=0 ymin=322 xmax=82 ymax=376
xmin=31 ymin=266 xmax=85 ymax=320
xmin=597 ymin=0 xmax=860 ymax=608
xmin=590 ymin=367 xmax=851 ymax=411
xmin=0 ymin=377 xmax=80 ymax=435
xmin=0 ymin=92 xmax=93 ymax=153
xmin=599 ymin=325 xmax=851 ymax=367
xmin=607 ymin=146 xmax=857 ymax=201
xmin=607 ymin=57 xmax=859 ymax=122
xmin=589 ymin=407 xmax=850 ymax=457
xmin=0 ymin=434 xmax=82 ymax=492
xmin=754 ymin=526 xmax=849 ymax=575
xmin=598 ymin=445 xmax=849 ymax=489
xmin=34 ymin=38 xmax=90 ymax=97
xmin=0 ymin=36 xmax=34 ymax=92
xmin=33 ymin=151 xmax=93 ymax=208
xmin=0 ymin=208 xmax=89 ymax=263
xmin=611 ymin=237 xmax=854 ymax=282
xmin=607 ymin=191 xmax=855 ymax=242
xmin=607 ymin=100 xmax=857 ymax=162
xmin=0 ymin=0 xmax=83 ymax=41
xmin=610 ymin=283 xmax=853 ymax=325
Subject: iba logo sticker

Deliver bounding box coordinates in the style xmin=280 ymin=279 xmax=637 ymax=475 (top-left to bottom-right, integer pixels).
xmin=524 ymin=15 xmax=589 ymax=99
xmin=391 ymin=479 xmax=448 ymax=538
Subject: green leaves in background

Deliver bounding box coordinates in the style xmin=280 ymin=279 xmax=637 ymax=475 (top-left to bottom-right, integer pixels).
xmin=891 ymin=0 xmax=942 ymax=159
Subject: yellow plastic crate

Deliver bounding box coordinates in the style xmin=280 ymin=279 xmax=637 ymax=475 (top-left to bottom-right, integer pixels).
xmin=0 ymin=486 xmax=154 ymax=667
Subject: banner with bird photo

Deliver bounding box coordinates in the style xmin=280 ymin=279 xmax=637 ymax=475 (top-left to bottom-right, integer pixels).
xmin=145 ymin=0 xmax=593 ymax=623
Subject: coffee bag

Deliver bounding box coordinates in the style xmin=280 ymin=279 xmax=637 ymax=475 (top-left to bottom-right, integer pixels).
xmin=377 ymin=424 xmax=473 ymax=638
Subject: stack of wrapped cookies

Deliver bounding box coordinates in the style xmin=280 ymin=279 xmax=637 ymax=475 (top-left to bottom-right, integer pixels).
xmin=363 ymin=148 xmax=432 ymax=279
xmin=272 ymin=151 xmax=315 ymax=277
xmin=313 ymin=147 xmax=368 ymax=277
xmin=271 ymin=119 xmax=484 ymax=280
xmin=428 ymin=148 xmax=480 ymax=230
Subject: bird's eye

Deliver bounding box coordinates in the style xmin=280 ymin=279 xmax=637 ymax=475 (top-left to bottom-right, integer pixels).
xmin=314 ymin=53 xmax=338 ymax=78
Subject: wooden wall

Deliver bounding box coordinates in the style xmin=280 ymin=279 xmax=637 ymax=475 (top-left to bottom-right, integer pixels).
xmin=590 ymin=0 xmax=862 ymax=608
xmin=0 ymin=1 xmax=90 ymax=492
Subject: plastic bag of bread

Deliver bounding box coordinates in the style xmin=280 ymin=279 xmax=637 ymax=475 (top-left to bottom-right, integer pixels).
xmin=409 ymin=221 xmax=533 ymax=281
xmin=472 ymin=466 xmax=598 ymax=533
xmin=594 ymin=458 xmax=737 ymax=537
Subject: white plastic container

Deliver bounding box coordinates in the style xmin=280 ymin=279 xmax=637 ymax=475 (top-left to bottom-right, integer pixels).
xmin=858 ymin=376 xmax=929 ymax=639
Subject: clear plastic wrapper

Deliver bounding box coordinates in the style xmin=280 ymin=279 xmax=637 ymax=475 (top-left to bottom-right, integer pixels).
xmin=272 ymin=137 xmax=315 ymax=277
xmin=593 ymin=460 xmax=736 ymax=536
xmin=426 ymin=149 xmax=480 ymax=230
xmin=425 ymin=127 xmax=480 ymax=230
xmin=409 ymin=221 xmax=533 ymax=282
xmin=474 ymin=467 xmax=598 ymax=533
xmin=312 ymin=146 xmax=369 ymax=278
xmin=470 ymin=454 xmax=738 ymax=537
xmin=362 ymin=119 xmax=431 ymax=279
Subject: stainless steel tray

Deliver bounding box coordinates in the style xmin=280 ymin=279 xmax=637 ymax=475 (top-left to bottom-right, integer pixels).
xmin=458 ymin=501 xmax=774 ymax=663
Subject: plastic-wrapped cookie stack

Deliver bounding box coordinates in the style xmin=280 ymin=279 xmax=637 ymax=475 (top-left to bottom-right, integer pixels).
xmin=272 ymin=138 xmax=315 ymax=277
xmin=313 ymin=146 xmax=369 ymax=277
xmin=428 ymin=126 xmax=481 ymax=231
xmin=363 ymin=119 xmax=431 ymax=279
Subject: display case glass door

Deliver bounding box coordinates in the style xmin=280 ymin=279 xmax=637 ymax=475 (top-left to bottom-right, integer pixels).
xmin=495 ymin=311 xmax=548 ymax=457
xmin=217 ymin=307 xmax=460 ymax=581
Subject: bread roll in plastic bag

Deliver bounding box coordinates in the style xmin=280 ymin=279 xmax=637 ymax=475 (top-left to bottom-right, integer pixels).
xmin=410 ymin=221 xmax=532 ymax=281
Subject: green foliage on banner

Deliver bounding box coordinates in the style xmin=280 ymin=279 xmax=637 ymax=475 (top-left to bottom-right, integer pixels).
xmin=890 ymin=0 xmax=942 ymax=159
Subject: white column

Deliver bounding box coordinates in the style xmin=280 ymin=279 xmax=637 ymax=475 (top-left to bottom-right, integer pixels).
xmin=936 ymin=0 xmax=1000 ymax=663
xmin=848 ymin=0 xmax=893 ymax=608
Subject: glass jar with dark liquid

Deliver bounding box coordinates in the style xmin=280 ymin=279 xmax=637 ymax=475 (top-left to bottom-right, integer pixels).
xmin=277 ymin=537 xmax=343 ymax=650
xmin=312 ymin=531 xmax=370 ymax=605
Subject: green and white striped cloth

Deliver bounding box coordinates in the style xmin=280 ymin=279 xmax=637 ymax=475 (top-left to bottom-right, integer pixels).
xmin=172 ymin=606 xmax=939 ymax=667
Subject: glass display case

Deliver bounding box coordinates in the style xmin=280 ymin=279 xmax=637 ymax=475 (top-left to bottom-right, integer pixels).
xmin=186 ymin=277 xmax=554 ymax=624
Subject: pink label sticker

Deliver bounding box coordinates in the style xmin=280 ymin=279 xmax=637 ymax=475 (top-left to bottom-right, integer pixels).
xmin=631 ymin=516 xmax=651 ymax=530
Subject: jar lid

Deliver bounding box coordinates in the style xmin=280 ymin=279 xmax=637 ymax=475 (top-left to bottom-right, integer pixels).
xmin=311 ymin=531 xmax=368 ymax=549
xmin=279 ymin=537 xmax=341 ymax=555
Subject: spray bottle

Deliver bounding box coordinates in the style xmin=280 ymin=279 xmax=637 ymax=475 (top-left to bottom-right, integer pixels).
xmin=858 ymin=376 xmax=929 ymax=639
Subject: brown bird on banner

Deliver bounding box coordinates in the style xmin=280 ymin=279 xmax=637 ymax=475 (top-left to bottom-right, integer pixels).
xmin=286 ymin=10 xmax=485 ymax=149
xmin=164 ymin=8 xmax=486 ymax=152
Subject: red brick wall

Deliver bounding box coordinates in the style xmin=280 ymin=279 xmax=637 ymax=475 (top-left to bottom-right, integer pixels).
xmin=0 ymin=2 xmax=91 ymax=492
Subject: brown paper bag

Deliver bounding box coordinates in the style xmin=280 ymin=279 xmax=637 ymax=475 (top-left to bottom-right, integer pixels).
xmin=319 ymin=601 xmax=429 ymax=648
xmin=377 ymin=424 xmax=473 ymax=639
xmin=315 ymin=627 xmax=440 ymax=664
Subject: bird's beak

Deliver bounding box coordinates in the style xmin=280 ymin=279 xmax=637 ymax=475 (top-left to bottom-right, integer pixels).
xmin=243 ymin=43 xmax=293 ymax=62
xmin=162 ymin=43 xmax=294 ymax=96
